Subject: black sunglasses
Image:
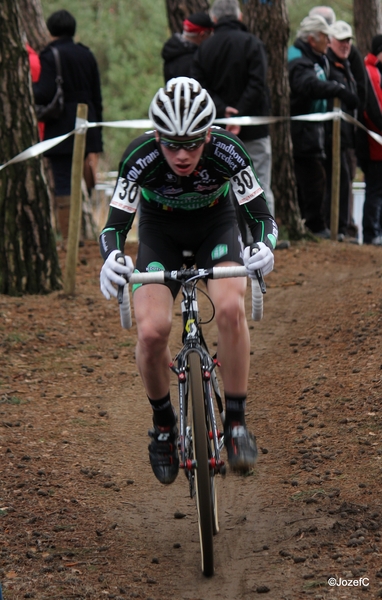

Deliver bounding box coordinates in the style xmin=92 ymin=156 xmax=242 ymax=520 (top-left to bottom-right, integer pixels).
xmin=160 ymin=135 xmax=206 ymax=152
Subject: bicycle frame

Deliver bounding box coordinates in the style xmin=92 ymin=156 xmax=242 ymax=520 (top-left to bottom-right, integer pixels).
xmin=116 ymin=260 xmax=266 ymax=576
xmin=169 ymin=277 xmax=226 ymax=494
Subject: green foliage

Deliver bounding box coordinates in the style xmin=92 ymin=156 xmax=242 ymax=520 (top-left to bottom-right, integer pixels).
xmin=286 ymin=0 xmax=353 ymax=42
xmin=41 ymin=0 xmax=169 ymax=169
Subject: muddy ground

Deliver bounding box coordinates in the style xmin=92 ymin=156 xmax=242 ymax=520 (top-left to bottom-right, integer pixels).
xmin=0 ymin=239 xmax=381 ymax=600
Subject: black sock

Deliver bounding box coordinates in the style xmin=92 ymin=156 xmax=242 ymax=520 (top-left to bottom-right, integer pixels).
xmin=225 ymin=394 xmax=246 ymax=428
xmin=148 ymin=393 xmax=175 ymax=427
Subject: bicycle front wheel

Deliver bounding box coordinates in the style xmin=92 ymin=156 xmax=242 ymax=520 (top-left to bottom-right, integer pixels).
xmin=189 ymin=351 xmax=214 ymax=577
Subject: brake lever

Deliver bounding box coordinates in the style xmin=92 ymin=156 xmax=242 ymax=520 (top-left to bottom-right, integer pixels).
xmin=115 ymin=251 xmax=127 ymax=304
xmin=250 ymin=243 xmax=266 ymax=294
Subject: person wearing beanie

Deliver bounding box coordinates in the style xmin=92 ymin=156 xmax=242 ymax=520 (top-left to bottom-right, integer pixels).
xmin=355 ymin=35 xmax=382 ymax=245
xmin=161 ymin=12 xmax=214 ymax=82
xmin=287 ymin=14 xmax=359 ymax=238
xmin=372 ymin=34 xmax=382 ymax=57
xmin=192 ymin=0 xmax=275 ymax=223
xmin=33 ymin=9 xmax=103 ymax=247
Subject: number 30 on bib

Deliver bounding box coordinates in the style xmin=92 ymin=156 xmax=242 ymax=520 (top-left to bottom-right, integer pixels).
xmin=231 ymin=167 xmax=263 ymax=205
xmin=110 ymin=177 xmax=140 ymax=213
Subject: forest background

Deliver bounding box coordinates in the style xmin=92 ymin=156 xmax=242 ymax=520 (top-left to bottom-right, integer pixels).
xmin=39 ymin=0 xmax=356 ymax=172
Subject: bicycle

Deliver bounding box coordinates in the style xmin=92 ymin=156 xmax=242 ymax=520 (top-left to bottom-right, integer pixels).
xmin=115 ymin=251 xmax=265 ymax=577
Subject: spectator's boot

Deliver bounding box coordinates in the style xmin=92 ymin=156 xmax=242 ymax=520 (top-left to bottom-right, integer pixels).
xmin=55 ymin=196 xmax=71 ymax=249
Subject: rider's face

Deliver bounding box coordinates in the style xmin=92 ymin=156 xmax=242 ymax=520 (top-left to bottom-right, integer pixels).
xmin=156 ymin=131 xmax=211 ymax=177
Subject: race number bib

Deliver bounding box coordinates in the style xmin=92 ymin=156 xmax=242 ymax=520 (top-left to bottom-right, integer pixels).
xmin=231 ymin=166 xmax=263 ymax=205
xmin=110 ymin=177 xmax=140 ymax=213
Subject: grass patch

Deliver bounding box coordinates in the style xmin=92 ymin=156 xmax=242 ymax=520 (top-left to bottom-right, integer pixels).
xmin=0 ymin=395 xmax=24 ymax=405
xmin=290 ymin=488 xmax=326 ymax=502
xmin=304 ymin=580 xmax=327 ymax=589
xmin=3 ymin=333 xmax=28 ymax=344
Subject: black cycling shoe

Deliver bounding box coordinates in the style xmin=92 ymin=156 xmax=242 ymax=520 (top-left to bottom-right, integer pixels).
xmin=224 ymin=422 xmax=258 ymax=473
xmin=148 ymin=423 xmax=179 ymax=485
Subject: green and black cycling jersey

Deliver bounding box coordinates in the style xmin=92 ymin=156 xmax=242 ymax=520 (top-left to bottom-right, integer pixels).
xmin=100 ymin=127 xmax=278 ymax=260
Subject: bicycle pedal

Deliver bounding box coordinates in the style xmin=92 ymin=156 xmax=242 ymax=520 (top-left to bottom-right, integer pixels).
xmin=209 ymin=458 xmax=225 ymax=474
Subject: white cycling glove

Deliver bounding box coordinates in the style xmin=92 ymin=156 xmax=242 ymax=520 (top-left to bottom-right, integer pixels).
xmin=243 ymin=242 xmax=274 ymax=278
xmin=100 ymin=250 xmax=134 ymax=300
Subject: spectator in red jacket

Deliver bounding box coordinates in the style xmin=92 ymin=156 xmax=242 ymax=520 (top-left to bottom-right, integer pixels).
xmin=26 ymin=42 xmax=45 ymax=140
xmin=356 ymin=35 xmax=382 ymax=245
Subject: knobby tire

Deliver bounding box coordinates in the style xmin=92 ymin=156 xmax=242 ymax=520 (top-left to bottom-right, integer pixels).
xmin=189 ymin=351 xmax=214 ymax=577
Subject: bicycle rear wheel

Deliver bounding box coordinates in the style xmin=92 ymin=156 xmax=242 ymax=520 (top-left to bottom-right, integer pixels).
xmin=188 ymin=351 xmax=214 ymax=577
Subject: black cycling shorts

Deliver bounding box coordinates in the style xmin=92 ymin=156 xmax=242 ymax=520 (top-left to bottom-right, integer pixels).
xmin=134 ymin=200 xmax=244 ymax=297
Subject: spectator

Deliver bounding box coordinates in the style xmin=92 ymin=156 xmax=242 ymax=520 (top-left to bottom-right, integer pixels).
xmin=356 ymin=35 xmax=382 ymax=246
xmin=161 ymin=12 xmax=214 ymax=83
xmin=324 ymin=21 xmax=360 ymax=240
xmin=288 ymin=15 xmax=358 ymax=237
xmin=309 ymin=6 xmax=367 ymax=238
xmin=192 ymin=0 xmax=275 ymax=220
xmin=33 ymin=9 xmax=103 ymax=244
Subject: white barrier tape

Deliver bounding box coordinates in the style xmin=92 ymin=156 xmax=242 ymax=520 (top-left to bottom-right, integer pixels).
xmin=341 ymin=111 xmax=382 ymax=145
xmin=87 ymin=119 xmax=153 ymax=129
xmin=214 ymin=111 xmax=338 ymax=125
xmin=75 ymin=116 xmax=88 ymax=133
xmin=215 ymin=115 xmax=286 ymax=125
xmin=0 ymin=131 xmax=74 ymax=172
xmin=1 ymin=110 xmax=381 ymax=171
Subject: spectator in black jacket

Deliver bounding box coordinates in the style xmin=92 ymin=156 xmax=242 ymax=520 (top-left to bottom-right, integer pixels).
xmin=192 ymin=0 xmax=275 ymax=221
xmin=33 ymin=9 xmax=103 ymax=244
xmin=324 ymin=21 xmax=361 ymax=240
xmin=161 ymin=12 xmax=214 ymax=83
xmin=288 ymin=15 xmax=358 ymax=237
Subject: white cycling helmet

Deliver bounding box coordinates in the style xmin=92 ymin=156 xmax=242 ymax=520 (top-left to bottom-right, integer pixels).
xmin=149 ymin=77 xmax=216 ymax=137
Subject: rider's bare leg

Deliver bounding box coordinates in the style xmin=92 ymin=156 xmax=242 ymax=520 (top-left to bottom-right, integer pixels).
xmin=207 ymin=265 xmax=250 ymax=396
xmin=133 ymin=283 xmax=174 ymax=400
xmin=208 ymin=264 xmax=257 ymax=471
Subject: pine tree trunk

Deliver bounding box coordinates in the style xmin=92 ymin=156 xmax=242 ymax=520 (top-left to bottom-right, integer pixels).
xmin=0 ymin=0 xmax=61 ymax=295
xmin=165 ymin=0 xmax=210 ymax=34
xmin=353 ymin=0 xmax=382 ymax=58
xmin=242 ymin=0 xmax=305 ymax=239
xmin=17 ymin=0 xmax=50 ymax=52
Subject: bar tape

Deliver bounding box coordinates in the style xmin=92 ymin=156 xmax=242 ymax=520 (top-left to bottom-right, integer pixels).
xmin=1 ymin=110 xmax=381 ymax=172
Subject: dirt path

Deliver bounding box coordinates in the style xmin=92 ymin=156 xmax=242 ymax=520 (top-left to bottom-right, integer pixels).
xmin=0 ymin=240 xmax=381 ymax=600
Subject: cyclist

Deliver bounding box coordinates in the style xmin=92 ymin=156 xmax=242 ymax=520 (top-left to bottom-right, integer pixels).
xmin=99 ymin=77 xmax=277 ymax=484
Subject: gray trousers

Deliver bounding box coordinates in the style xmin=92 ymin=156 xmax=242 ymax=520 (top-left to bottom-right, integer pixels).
xmin=243 ymin=135 xmax=275 ymax=218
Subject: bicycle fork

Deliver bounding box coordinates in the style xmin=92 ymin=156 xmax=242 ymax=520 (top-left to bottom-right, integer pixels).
xmin=170 ymin=353 xmax=226 ymax=492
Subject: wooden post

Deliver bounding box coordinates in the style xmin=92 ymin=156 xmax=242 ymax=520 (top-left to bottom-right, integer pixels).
xmin=63 ymin=104 xmax=88 ymax=295
xmin=330 ymin=97 xmax=341 ymax=242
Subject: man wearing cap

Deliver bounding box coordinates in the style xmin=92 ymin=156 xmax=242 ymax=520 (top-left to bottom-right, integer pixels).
xmin=288 ymin=14 xmax=358 ymax=237
xmin=192 ymin=0 xmax=275 ymax=221
xmin=161 ymin=12 xmax=214 ymax=83
xmin=356 ymin=35 xmax=382 ymax=246
xmin=324 ymin=21 xmax=361 ymax=240
xmin=309 ymin=7 xmax=367 ymax=109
